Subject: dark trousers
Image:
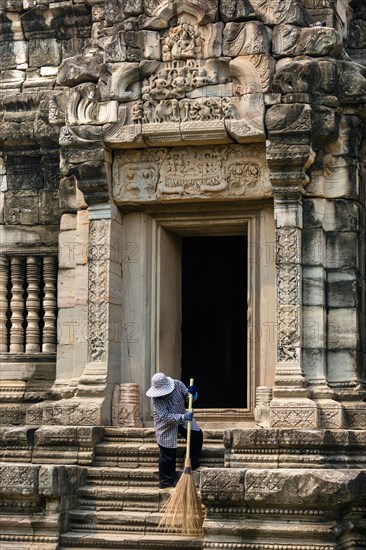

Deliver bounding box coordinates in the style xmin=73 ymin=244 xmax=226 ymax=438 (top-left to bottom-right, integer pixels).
xmin=158 ymin=427 xmax=203 ymax=488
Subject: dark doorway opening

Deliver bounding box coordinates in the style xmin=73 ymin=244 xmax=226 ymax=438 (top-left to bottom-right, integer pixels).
xmin=181 ymin=236 xmax=248 ymax=408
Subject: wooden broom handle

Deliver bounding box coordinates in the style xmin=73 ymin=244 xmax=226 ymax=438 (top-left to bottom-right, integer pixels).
xmin=185 ymin=377 xmax=194 ymax=461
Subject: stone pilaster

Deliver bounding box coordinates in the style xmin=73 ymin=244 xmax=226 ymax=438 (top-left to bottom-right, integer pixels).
xmin=265 ymin=128 xmax=318 ymax=427
xmin=270 ymin=186 xmax=317 ymax=428
xmin=76 ymin=203 xmax=123 ymax=407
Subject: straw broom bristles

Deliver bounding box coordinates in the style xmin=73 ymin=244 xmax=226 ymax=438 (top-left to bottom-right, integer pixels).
xmin=158 ymin=457 xmax=204 ymax=536
xmin=158 ymin=377 xmax=204 ymax=537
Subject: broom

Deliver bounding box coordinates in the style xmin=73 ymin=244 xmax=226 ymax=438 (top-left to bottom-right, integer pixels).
xmin=158 ymin=377 xmax=204 ymax=537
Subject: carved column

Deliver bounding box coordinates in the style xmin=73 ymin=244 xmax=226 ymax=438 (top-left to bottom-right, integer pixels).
xmin=9 ymin=257 xmax=25 ymax=352
xmin=0 ymin=257 xmax=9 ymax=352
xmin=42 ymin=256 xmax=57 ymax=352
xmin=25 ymin=256 xmax=41 ymax=352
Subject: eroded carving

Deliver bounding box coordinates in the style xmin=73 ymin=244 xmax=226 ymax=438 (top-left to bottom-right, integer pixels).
xmin=113 ymin=144 xmax=271 ymax=202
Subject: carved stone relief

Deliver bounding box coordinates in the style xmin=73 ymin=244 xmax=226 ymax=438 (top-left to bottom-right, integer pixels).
xmin=88 ymin=220 xmax=109 ymax=362
xmin=113 ymin=144 xmax=271 ymax=202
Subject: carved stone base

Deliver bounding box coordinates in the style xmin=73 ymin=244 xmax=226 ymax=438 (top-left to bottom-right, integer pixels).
xmin=316 ymin=399 xmax=344 ymax=429
xmin=201 ymin=467 xmax=366 ymax=550
xmin=343 ymin=402 xmax=366 ymax=429
xmin=224 ymin=428 xmax=366 ymax=469
xmin=26 ymin=397 xmax=109 ymax=426
xmin=0 ymin=462 xmax=85 ymax=549
xmin=270 ymin=398 xmax=317 ymax=428
xmin=0 ymin=403 xmax=26 ymax=426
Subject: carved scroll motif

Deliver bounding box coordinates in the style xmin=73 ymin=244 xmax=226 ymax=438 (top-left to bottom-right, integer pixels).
xmin=88 ymin=220 xmax=109 ymax=362
xmin=275 ymin=227 xmax=301 ymax=363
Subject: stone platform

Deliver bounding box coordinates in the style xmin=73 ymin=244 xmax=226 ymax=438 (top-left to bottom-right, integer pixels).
xmin=0 ymin=427 xmax=365 ymax=549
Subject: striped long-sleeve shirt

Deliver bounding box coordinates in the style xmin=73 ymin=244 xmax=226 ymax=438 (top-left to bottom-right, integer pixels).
xmin=152 ymin=379 xmax=200 ymax=448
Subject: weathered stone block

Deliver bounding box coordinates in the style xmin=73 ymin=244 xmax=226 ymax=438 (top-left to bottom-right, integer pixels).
xmin=21 ymin=5 xmax=92 ymax=40
xmin=200 ymin=467 xmax=245 ymax=504
xmin=57 ymin=54 xmax=101 ymax=86
xmin=250 ymin=0 xmax=309 ymax=26
xmin=303 ymin=348 xmax=327 ymax=384
xmin=326 ymin=232 xmax=358 ymax=269
xmin=39 ymin=189 xmax=60 ymax=226
xmin=58 ymin=268 xmax=76 ymax=308
xmin=244 ymin=468 xmax=366 ymax=508
xmin=4 ymin=190 xmax=39 ymax=225
xmin=59 ymin=229 xmax=77 ymax=269
xmin=327 ymin=270 xmax=360 ymax=308
xmin=219 ymin=0 xmax=256 ymax=22
xmin=0 ymin=464 xmax=39 ymax=495
xmin=223 ymin=22 xmax=269 ymax=56
xmin=303 ymin=266 xmax=325 ymax=306
xmin=327 ymin=308 xmax=358 ymax=349
xmin=327 ymin=349 xmax=361 ymax=384
xmin=225 ymin=428 xmax=279 ymax=449
xmin=29 ymin=38 xmax=61 ymax=68
xmin=272 ymin=24 xmax=342 ymax=57
xmin=266 ymin=103 xmax=312 ymax=137
xmin=0 ymin=40 xmax=28 ymax=70
xmin=307 ymin=157 xmax=360 ymax=200
xmin=38 ymin=465 xmax=84 ymax=497
xmin=0 ymin=69 xmax=25 ymax=89
xmin=303 ymin=306 xmax=325 ymax=348
xmin=302 ymin=228 xmax=326 ymax=266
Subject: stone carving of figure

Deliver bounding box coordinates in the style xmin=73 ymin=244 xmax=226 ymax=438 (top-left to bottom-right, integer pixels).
xmin=132 ymin=100 xmax=143 ymax=123
xmin=171 ymin=68 xmax=188 ymax=98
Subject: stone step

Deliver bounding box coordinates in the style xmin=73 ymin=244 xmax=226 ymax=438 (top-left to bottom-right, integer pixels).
xmin=60 ymin=531 xmax=203 ymax=549
xmin=77 ymin=486 xmax=167 ymax=512
xmin=102 ymin=427 xmax=224 ymax=445
xmin=85 ymin=466 xmax=160 ymax=487
xmin=94 ymin=442 xmax=224 ymax=469
xmin=95 ymin=428 xmax=225 ymax=469
xmin=68 ymin=509 xmax=162 ymax=533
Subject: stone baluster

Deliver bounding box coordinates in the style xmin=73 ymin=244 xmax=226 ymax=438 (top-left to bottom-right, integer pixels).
xmin=9 ymin=257 xmax=25 ymax=352
xmin=25 ymin=256 xmax=41 ymax=352
xmin=0 ymin=257 xmax=9 ymax=352
xmin=42 ymin=256 xmax=57 ymax=352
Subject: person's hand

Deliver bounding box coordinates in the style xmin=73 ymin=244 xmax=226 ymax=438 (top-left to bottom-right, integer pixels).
xmin=181 ymin=411 xmax=193 ymax=422
xmin=187 ymin=385 xmax=196 ymax=394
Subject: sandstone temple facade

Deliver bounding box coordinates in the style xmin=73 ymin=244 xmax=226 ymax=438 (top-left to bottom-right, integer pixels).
xmin=0 ymin=0 xmax=365 ymax=548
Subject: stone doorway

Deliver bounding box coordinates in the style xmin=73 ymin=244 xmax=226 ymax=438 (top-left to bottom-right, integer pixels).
xmin=121 ymin=207 xmax=276 ymax=426
xmin=181 ymin=236 xmax=248 ymax=409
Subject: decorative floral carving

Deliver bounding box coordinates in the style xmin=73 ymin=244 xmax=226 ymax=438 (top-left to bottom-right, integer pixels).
xmin=88 ymin=220 xmax=109 ymax=362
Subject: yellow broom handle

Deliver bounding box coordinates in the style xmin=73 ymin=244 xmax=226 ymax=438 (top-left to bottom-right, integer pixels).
xmin=185 ymin=378 xmax=194 ymax=461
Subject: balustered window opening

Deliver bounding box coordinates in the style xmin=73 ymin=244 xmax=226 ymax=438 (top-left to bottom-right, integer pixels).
xmin=0 ymin=255 xmax=57 ymax=354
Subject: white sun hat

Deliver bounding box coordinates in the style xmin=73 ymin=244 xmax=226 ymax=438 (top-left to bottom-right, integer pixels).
xmin=146 ymin=372 xmax=174 ymax=397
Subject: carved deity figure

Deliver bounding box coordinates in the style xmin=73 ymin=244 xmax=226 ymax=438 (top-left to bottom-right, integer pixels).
xmin=162 ymin=22 xmax=203 ymax=61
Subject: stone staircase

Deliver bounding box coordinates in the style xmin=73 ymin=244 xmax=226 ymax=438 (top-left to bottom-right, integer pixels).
xmin=60 ymin=427 xmax=225 ymax=549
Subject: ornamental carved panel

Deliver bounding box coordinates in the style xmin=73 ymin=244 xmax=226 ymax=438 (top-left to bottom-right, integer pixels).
xmin=113 ymin=144 xmax=271 ymax=203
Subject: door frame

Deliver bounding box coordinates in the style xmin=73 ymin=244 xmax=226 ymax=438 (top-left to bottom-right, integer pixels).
xmin=147 ymin=204 xmax=276 ymax=426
